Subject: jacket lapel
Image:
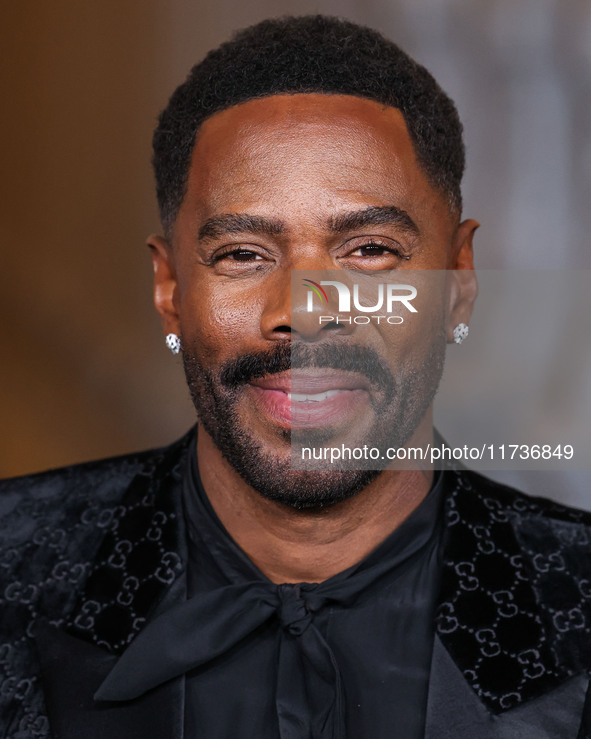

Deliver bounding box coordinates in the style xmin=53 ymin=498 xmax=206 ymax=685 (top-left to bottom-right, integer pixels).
xmin=65 ymin=435 xmax=189 ymax=653
xmin=436 ymin=468 xmax=574 ymax=709
xmin=428 ymin=467 xmax=591 ymax=736
xmin=425 ymin=635 xmax=588 ymax=739
xmin=36 ymin=431 xmax=192 ymax=737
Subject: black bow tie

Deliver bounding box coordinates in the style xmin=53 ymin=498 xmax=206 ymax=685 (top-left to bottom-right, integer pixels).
xmin=95 ymin=578 xmax=351 ymax=738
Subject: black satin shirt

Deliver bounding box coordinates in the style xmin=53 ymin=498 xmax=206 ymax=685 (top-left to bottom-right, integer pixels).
xmin=181 ymin=447 xmax=446 ymax=739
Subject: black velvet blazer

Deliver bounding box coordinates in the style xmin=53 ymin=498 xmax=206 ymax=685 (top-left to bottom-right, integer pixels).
xmin=1 ymin=428 xmax=591 ymax=738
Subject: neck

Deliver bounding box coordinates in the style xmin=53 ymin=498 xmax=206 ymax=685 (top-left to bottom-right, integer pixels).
xmin=196 ymin=422 xmax=434 ymax=584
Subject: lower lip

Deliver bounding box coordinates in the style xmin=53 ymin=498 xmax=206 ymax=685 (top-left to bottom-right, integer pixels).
xmin=248 ymin=386 xmax=369 ymax=429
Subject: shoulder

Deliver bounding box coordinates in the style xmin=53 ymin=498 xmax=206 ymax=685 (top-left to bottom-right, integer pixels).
xmin=449 ymin=466 xmax=591 ymax=532
xmin=446 ymin=467 xmax=591 ymax=590
xmin=0 ymin=448 xmax=150 ymax=538
xmin=0 ymin=430 xmax=193 ymax=547
xmin=441 ymin=466 xmax=591 ymax=602
xmin=0 ymin=429 xmax=194 ymax=603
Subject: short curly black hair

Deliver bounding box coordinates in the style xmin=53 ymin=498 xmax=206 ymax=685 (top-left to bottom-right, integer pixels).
xmin=153 ymin=15 xmax=465 ymax=235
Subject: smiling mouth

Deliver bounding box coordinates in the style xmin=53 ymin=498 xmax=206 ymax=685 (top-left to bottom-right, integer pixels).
xmin=247 ymin=370 xmax=371 ymax=429
xmin=288 ymin=390 xmax=342 ymax=402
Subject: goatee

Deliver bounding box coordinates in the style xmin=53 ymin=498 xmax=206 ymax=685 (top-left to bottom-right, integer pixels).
xmin=182 ymin=338 xmax=444 ymax=509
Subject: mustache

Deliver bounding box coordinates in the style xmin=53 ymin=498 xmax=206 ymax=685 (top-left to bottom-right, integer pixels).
xmin=219 ymin=341 xmax=395 ymax=398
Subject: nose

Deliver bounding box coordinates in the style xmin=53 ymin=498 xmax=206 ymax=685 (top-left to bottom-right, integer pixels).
xmin=260 ymin=269 xmax=356 ymax=342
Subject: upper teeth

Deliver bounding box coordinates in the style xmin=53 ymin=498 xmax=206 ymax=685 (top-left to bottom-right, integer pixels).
xmin=288 ymin=390 xmax=341 ymax=402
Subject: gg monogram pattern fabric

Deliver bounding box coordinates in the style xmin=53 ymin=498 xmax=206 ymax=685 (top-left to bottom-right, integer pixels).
xmin=436 ymin=469 xmax=591 ymax=713
xmin=65 ymin=451 xmax=186 ymax=653
xmin=0 ymin=433 xmax=189 ymax=738
xmin=0 ymin=429 xmax=590 ymax=737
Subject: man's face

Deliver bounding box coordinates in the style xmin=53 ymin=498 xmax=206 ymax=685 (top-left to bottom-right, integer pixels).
xmin=151 ymin=94 xmax=476 ymax=508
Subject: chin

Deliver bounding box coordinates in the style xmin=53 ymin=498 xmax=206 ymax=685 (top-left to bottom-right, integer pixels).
xmin=221 ymin=444 xmax=382 ymax=510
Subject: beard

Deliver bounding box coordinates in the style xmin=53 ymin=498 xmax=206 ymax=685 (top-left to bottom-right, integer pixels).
xmin=182 ymin=336 xmax=446 ymax=510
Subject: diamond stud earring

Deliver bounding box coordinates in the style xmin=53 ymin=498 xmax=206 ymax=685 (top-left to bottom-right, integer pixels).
xmin=165 ymin=333 xmax=181 ymax=355
xmin=453 ymin=323 xmax=469 ymax=345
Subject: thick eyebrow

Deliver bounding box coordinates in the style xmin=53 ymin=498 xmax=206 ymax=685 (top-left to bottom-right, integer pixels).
xmin=198 ymin=205 xmax=418 ymax=243
xmin=198 ymin=213 xmax=285 ymax=241
xmin=329 ymin=205 xmax=419 ymax=236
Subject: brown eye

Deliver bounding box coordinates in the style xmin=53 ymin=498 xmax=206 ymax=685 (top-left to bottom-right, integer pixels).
xmin=351 ymin=242 xmax=406 ymax=259
xmin=213 ymin=248 xmax=263 ymax=263
xmin=230 ymin=250 xmax=260 ymax=261
xmin=356 ymin=243 xmax=390 ymax=257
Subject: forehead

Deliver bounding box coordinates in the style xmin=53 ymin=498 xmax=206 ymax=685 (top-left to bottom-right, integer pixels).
xmin=179 ymin=93 xmax=448 ymax=227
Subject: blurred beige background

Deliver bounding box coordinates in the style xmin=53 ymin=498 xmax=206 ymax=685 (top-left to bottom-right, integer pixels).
xmin=1 ymin=1 xmax=590 ymax=504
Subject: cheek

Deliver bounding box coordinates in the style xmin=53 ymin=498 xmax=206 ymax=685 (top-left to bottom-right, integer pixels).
xmin=375 ymin=279 xmax=447 ymax=362
xmin=178 ymin=284 xmax=264 ymax=363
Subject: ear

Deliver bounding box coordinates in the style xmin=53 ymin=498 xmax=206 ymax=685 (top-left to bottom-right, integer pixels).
xmin=446 ymin=218 xmax=479 ymax=342
xmin=147 ymin=234 xmax=180 ymax=337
